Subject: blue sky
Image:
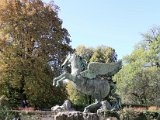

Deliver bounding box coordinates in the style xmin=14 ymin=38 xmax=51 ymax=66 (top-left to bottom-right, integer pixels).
xmin=43 ymin=0 xmax=160 ymax=59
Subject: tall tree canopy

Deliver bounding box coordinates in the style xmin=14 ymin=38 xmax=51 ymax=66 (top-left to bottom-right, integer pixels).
xmin=90 ymin=46 xmax=117 ymax=63
xmin=75 ymin=45 xmax=117 ymax=63
xmin=0 ymin=0 xmax=72 ymax=108
xmin=113 ymin=27 xmax=160 ymax=106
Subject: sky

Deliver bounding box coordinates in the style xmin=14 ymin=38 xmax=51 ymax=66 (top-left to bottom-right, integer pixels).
xmin=43 ymin=0 xmax=160 ymax=59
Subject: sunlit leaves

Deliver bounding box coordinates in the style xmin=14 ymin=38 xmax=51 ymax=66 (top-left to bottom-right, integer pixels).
xmin=113 ymin=27 xmax=160 ymax=106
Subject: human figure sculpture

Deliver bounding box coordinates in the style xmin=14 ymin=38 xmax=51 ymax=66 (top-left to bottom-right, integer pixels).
xmin=53 ymin=53 xmax=122 ymax=112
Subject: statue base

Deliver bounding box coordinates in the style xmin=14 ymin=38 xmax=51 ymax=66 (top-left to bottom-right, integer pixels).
xmin=54 ymin=111 xmax=119 ymax=120
xmin=17 ymin=110 xmax=119 ymax=120
xmin=55 ymin=111 xmax=97 ymax=120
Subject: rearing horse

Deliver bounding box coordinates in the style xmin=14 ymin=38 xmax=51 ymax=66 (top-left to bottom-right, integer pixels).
xmin=53 ymin=53 xmax=121 ymax=112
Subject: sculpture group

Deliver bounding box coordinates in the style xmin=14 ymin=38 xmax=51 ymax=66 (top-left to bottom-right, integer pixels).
xmin=53 ymin=53 xmax=122 ymax=113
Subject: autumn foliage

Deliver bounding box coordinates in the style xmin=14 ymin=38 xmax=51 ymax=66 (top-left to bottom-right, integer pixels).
xmin=0 ymin=0 xmax=72 ymax=108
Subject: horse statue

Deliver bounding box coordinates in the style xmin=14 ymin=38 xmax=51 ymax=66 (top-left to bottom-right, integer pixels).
xmin=53 ymin=53 xmax=122 ymax=112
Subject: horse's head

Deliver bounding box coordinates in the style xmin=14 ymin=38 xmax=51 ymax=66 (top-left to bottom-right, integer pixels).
xmin=62 ymin=53 xmax=71 ymax=69
xmin=61 ymin=53 xmax=86 ymax=72
xmin=62 ymin=53 xmax=77 ymax=68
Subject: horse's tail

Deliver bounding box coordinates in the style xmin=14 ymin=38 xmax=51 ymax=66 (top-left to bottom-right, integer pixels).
xmin=114 ymin=60 xmax=122 ymax=73
xmin=117 ymin=60 xmax=122 ymax=68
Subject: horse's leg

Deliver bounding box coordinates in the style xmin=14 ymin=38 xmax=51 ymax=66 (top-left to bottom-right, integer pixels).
xmin=84 ymin=95 xmax=101 ymax=113
xmin=54 ymin=73 xmax=73 ymax=87
xmin=56 ymin=76 xmax=65 ymax=87
xmin=53 ymin=73 xmax=67 ymax=86
xmin=114 ymin=93 xmax=122 ymax=108
xmin=111 ymin=93 xmax=122 ymax=111
xmin=54 ymin=73 xmax=66 ymax=81
xmin=83 ymin=102 xmax=101 ymax=113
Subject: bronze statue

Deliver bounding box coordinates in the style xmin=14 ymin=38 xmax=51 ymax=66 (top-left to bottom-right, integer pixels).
xmin=53 ymin=53 xmax=121 ymax=112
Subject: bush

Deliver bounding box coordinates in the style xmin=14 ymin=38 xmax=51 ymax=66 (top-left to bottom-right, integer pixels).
xmin=119 ymin=109 xmax=160 ymax=120
xmin=0 ymin=106 xmax=18 ymax=120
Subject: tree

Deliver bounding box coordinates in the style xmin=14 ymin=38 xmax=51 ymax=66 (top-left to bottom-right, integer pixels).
xmin=113 ymin=27 xmax=160 ymax=106
xmin=75 ymin=45 xmax=94 ymax=63
xmin=114 ymin=65 xmax=160 ymax=105
xmin=0 ymin=0 xmax=72 ymax=108
xmin=131 ymin=67 xmax=160 ymax=105
xmin=90 ymin=46 xmax=117 ymax=63
xmin=142 ymin=26 xmax=160 ymax=66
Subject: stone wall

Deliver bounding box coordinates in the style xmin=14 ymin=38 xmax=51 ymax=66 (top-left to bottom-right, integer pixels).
xmin=4 ymin=110 xmax=160 ymax=120
xmin=13 ymin=111 xmax=119 ymax=120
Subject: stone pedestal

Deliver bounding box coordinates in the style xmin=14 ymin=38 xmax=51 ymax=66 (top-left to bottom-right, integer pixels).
xmin=55 ymin=111 xmax=98 ymax=120
xmin=18 ymin=110 xmax=119 ymax=120
xmin=54 ymin=111 xmax=119 ymax=120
